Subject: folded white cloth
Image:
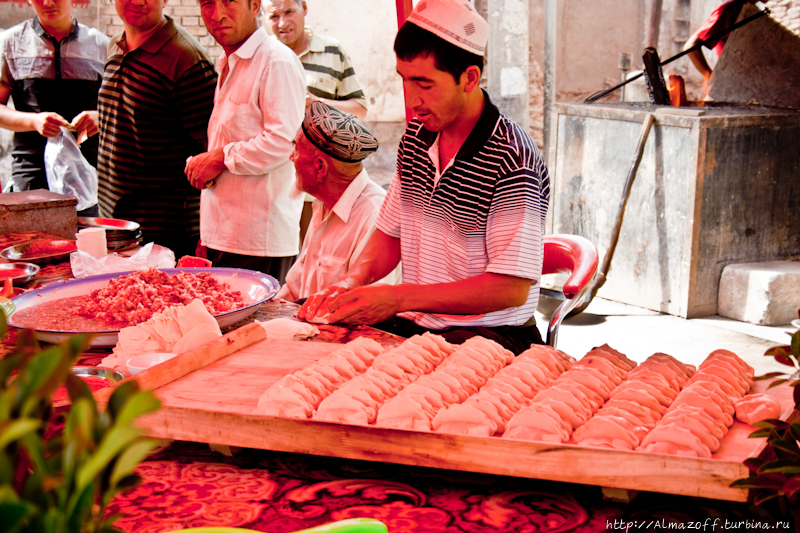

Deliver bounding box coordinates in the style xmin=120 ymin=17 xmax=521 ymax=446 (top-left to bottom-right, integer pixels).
xmin=102 ymin=298 xmax=222 ymax=372
xmin=256 ymin=318 xmax=319 ymax=340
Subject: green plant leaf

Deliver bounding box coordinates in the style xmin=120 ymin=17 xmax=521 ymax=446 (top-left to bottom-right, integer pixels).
xmin=112 ymin=391 xmax=161 ymax=428
xmin=767 ymin=379 xmax=789 ymax=389
xmin=743 ymin=457 xmax=766 ymax=472
xmin=792 ymin=330 xmax=800 ymax=357
xmin=108 ymin=438 xmax=157 ymax=488
xmin=0 ymin=500 xmax=37 ymax=533
xmin=75 ymin=426 xmax=142 ymax=493
xmin=765 ymin=345 xmax=790 ymax=357
xmin=755 ymin=372 xmax=789 ymax=380
xmin=758 ymin=460 xmax=800 ymax=475
xmin=753 ymin=489 xmax=781 ymax=506
xmin=771 ymin=438 xmax=800 ymax=456
xmin=790 ymin=423 xmax=800 ymax=442
xmin=105 ymin=381 xmax=140 ymax=421
xmin=730 ymin=476 xmax=784 ymax=489
xmin=784 ymin=475 xmax=800 ymax=498
xmin=65 ymin=481 xmax=95 ymax=533
xmin=65 ymin=372 xmax=96 ymax=409
xmin=0 ymin=419 xmax=41 ymax=450
xmin=753 ymin=419 xmax=788 ymax=430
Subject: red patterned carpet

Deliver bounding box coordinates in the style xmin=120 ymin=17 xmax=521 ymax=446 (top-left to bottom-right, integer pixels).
xmin=104 ymin=441 xmax=786 ymax=533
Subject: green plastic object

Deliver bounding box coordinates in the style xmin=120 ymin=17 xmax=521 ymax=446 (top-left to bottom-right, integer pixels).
xmin=0 ymin=297 xmax=13 ymax=318
xmin=172 ymin=518 xmax=388 ymax=533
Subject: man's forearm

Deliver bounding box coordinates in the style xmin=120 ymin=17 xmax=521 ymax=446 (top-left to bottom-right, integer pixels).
xmin=317 ymin=97 xmax=367 ymax=121
xmin=0 ymin=104 xmax=37 ymax=132
xmin=339 ymin=228 xmax=400 ymax=288
xmin=393 ymin=272 xmax=531 ymax=315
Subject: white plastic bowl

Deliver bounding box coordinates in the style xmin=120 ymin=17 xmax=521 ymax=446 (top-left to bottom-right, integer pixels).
xmin=127 ymin=352 xmax=178 ymax=375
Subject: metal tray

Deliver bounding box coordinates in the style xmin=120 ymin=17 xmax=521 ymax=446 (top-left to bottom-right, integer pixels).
xmin=77 ymin=217 xmax=140 ymax=232
xmin=8 ymin=267 xmax=280 ymax=346
xmin=1 ymin=240 xmax=77 ymax=264
xmin=0 ymin=262 xmax=40 ymax=284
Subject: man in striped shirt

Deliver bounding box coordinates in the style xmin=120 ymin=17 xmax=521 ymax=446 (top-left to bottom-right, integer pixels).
xmin=300 ymin=0 xmax=550 ymax=355
xmin=97 ymin=0 xmax=218 ymax=259
xmin=267 ymin=0 xmax=367 ymax=121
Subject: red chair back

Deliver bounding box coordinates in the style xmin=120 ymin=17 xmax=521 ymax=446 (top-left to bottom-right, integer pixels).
xmin=543 ymin=235 xmax=599 ymax=299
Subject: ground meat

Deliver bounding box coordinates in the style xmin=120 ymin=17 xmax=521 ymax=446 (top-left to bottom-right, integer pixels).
xmin=73 ymin=269 xmax=244 ymax=326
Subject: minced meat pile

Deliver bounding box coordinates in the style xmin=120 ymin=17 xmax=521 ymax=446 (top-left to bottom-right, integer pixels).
xmin=73 ymin=268 xmax=244 ymax=326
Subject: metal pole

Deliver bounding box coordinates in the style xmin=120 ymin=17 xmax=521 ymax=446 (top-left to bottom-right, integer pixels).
xmin=543 ymin=0 xmax=556 ymax=169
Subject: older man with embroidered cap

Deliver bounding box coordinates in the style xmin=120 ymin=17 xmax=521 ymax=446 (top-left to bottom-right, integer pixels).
xmin=299 ymin=0 xmax=550 ymax=355
xmin=278 ymin=101 xmax=398 ymax=302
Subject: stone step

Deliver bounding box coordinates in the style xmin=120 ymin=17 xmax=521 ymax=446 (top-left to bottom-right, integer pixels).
xmin=717 ymin=260 xmax=800 ymax=326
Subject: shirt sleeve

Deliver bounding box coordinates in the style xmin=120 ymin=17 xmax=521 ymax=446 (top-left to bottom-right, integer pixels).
xmin=336 ymin=45 xmax=367 ymax=109
xmin=173 ymin=59 xmax=218 ymax=152
xmin=484 ymin=152 xmax=549 ymax=281
xmin=223 ymin=57 xmax=306 ymax=175
xmin=695 ymin=0 xmax=744 ymax=51
xmin=0 ymin=30 xmax=14 ymax=93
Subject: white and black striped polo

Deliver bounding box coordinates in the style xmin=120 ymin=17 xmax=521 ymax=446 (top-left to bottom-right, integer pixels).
xmin=376 ymin=92 xmax=550 ymax=329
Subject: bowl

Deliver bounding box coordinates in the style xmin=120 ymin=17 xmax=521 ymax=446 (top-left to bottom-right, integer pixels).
xmin=127 ymin=352 xmax=178 ymax=375
xmin=72 ymin=365 xmax=126 ymax=382
xmin=0 ymin=262 xmax=40 ymax=284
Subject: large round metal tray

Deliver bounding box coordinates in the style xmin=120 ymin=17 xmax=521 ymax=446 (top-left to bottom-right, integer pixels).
xmin=8 ymin=268 xmax=279 ymax=346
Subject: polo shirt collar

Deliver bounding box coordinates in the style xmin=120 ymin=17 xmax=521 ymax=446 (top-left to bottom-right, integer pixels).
xmin=298 ymin=27 xmax=323 ymax=58
xmin=417 ymin=89 xmax=500 ymax=162
xmin=330 ymin=169 xmax=370 ymax=224
xmin=136 ymin=15 xmax=179 ymax=54
xmin=33 ymin=16 xmax=79 ymax=42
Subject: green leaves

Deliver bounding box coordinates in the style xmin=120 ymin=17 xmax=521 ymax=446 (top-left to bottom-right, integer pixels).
xmin=0 ymin=317 xmax=161 ymax=533
xmin=733 ymin=326 xmax=800 ymax=508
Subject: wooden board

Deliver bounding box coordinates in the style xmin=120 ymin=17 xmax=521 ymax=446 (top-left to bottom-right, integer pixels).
xmin=113 ymin=331 xmax=798 ymax=502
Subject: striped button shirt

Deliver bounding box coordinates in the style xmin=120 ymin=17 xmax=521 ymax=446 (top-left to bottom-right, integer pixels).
xmin=97 ymin=17 xmax=217 ymax=246
xmin=376 ymin=92 xmax=550 ymax=329
xmin=298 ymin=28 xmax=367 ymax=110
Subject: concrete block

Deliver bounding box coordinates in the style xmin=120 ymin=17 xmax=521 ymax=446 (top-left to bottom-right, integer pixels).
xmin=718 ymin=261 xmax=800 ymax=326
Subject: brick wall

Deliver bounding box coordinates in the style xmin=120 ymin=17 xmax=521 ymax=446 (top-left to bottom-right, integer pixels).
xmin=99 ymin=0 xmax=224 ymax=64
xmin=769 ymin=0 xmax=800 ymax=35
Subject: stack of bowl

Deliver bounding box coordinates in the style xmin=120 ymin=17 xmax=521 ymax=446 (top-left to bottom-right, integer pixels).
xmin=77 ymin=217 xmax=142 ymax=252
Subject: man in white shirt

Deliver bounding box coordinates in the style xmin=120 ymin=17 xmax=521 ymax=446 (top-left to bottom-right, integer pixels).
xmin=278 ymin=101 xmax=397 ymax=302
xmin=187 ymin=0 xmax=306 ymax=283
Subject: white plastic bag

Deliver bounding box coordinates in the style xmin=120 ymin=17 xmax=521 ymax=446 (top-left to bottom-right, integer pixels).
xmin=44 ymin=126 xmax=98 ymax=211
xmin=70 ymin=242 xmax=176 ymax=279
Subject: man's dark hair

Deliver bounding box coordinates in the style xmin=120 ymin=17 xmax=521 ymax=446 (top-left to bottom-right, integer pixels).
xmin=394 ymin=22 xmax=484 ymax=83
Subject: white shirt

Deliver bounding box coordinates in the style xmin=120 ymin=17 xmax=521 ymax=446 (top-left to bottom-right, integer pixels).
xmin=278 ymin=169 xmax=399 ymax=301
xmin=200 ymin=28 xmax=306 ymax=257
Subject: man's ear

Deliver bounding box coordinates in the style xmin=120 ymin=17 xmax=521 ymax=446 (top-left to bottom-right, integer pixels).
xmin=314 ymin=156 xmax=327 ymax=179
xmin=462 ymin=65 xmax=482 ymax=93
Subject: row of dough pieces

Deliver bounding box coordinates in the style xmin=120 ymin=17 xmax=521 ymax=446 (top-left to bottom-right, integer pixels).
xmin=253 ymin=334 xmax=783 ymax=458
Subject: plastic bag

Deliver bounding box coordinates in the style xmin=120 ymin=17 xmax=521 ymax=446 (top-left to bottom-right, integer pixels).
xmin=44 ymin=126 xmax=98 ymax=211
xmin=70 ymin=242 xmax=176 ymax=279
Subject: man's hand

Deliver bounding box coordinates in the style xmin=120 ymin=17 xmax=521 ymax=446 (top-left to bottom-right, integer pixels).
xmin=185 ymin=147 xmax=226 ymax=190
xmin=304 ymin=92 xmax=316 ymax=111
xmin=323 ymin=284 xmax=400 ymax=325
xmin=32 ymin=112 xmax=70 ymax=137
xmin=298 ymin=279 xmax=359 ymax=322
xmin=71 ymin=110 xmax=99 ymax=144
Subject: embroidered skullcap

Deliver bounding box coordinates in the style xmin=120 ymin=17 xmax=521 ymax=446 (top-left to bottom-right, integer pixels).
xmin=302 ymin=101 xmax=378 ymax=163
xmin=407 ymin=0 xmax=489 ymax=57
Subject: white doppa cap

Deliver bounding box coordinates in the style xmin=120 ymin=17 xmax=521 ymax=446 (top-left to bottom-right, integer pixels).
xmin=406 ymin=0 xmax=489 ymax=57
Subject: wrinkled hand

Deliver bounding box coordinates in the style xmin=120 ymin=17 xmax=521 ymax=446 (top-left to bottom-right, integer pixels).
xmin=298 ymin=280 xmax=358 ymax=322
xmin=33 ymin=112 xmax=69 ymax=137
xmin=71 ymin=110 xmax=98 ymax=144
xmin=304 ymin=92 xmax=316 ymax=111
xmin=185 ymin=148 xmax=226 ymax=190
xmin=320 ymin=284 xmax=399 ymax=325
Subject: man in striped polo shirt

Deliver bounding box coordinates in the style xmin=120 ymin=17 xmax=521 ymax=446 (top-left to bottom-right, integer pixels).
xmin=97 ymin=0 xmax=218 ymax=258
xmin=267 ymin=0 xmax=367 ymax=121
xmin=300 ymin=0 xmax=550 ymax=355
